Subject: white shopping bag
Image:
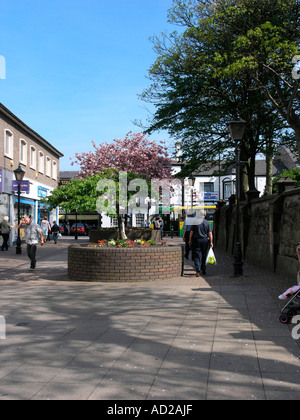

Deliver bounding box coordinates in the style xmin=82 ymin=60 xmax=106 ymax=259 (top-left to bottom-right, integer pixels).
xmin=206 ymin=247 xmax=217 ymax=265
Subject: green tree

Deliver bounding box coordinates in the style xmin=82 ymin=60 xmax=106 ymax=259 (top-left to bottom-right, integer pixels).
xmin=141 ymin=0 xmax=299 ymax=198
xmin=272 ymin=167 xmax=300 ymax=191
xmin=44 ymin=169 xmax=152 ymax=240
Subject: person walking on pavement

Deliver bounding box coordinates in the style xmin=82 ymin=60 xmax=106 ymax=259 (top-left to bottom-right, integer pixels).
xmin=189 ymin=211 xmax=213 ymax=276
xmin=40 ymin=216 xmax=50 ymax=243
xmin=158 ymin=217 xmax=164 ymax=240
xmin=183 ymin=214 xmax=194 ymax=259
xmin=51 ymin=221 xmax=60 ymax=244
xmin=0 ymin=216 xmax=12 ymax=251
xmin=17 ymin=217 xmax=44 ymax=269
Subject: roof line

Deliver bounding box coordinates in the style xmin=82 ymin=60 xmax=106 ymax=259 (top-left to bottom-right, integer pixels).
xmin=0 ymin=103 xmax=64 ymax=158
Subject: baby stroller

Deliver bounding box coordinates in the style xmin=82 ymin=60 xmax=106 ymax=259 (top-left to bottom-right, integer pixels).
xmin=279 ymin=243 xmax=300 ymax=324
xmin=279 ymin=286 xmax=300 ymax=324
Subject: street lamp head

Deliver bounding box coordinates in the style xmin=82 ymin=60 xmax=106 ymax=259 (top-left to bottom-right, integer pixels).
xmin=228 ymin=116 xmax=247 ymax=141
xmin=188 ymin=175 xmax=196 ymax=187
xmin=14 ymin=163 xmax=25 ymax=181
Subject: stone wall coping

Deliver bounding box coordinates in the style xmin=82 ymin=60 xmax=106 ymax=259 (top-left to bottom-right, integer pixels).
xmin=68 ymin=244 xmax=182 ymax=253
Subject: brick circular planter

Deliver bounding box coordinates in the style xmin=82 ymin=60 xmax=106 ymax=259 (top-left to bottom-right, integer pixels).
xmin=68 ymin=244 xmax=183 ymax=282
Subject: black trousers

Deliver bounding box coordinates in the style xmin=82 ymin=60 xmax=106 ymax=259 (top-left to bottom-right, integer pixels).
xmin=191 ymin=238 xmax=210 ymax=273
xmin=1 ymin=234 xmax=9 ymax=250
xmin=184 ymin=231 xmax=191 ymax=258
xmin=27 ymin=244 xmax=37 ymax=268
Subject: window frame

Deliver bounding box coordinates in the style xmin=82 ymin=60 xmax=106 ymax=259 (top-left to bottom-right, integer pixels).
xmin=4 ymin=129 xmax=13 ymax=159
xmin=46 ymin=156 xmax=51 ymax=177
xmin=20 ymin=139 xmax=27 ymax=166
xmin=30 ymin=145 xmax=37 ymax=170
xmin=39 ymin=151 xmax=45 ymax=174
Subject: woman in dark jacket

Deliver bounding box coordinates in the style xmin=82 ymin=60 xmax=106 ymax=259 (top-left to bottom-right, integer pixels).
xmin=0 ymin=216 xmax=11 ymax=251
xmin=51 ymin=221 xmax=60 ymax=244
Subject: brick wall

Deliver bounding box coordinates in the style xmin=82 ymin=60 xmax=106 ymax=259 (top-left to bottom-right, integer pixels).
xmin=68 ymin=245 xmax=183 ymax=282
xmin=214 ymin=186 xmax=300 ymax=279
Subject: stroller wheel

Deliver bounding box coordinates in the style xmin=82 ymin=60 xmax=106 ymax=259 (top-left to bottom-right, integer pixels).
xmin=279 ymin=313 xmax=290 ymax=324
xmin=288 ymin=309 xmax=298 ymax=318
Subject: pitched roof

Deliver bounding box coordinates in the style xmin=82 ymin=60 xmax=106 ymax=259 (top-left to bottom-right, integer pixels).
xmin=192 ymin=160 xmax=288 ymax=177
xmin=0 ymin=103 xmax=64 ymax=158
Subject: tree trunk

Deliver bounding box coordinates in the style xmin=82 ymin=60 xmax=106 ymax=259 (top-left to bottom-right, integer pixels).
xmin=264 ymin=139 xmax=274 ymax=195
xmin=117 ymin=214 xmax=127 ymax=240
xmin=116 ymin=202 xmax=127 ymax=240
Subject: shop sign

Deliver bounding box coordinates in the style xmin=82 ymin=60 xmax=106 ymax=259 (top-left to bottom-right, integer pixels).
xmin=37 ymin=186 xmax=48 ymax=197
xmin=199 ymin=192 xmax=219 ymax=201
xmin=12 ymin=180 xmax=30 ymax=192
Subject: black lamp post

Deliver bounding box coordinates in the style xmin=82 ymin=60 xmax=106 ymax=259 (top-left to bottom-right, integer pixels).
xmin=14 ymin=164 xmax=25 ymax=255
xmin=228 ymin=115 xmax=247 ymax=277
xmin=188 ymin=176 xmax=196 ymax=213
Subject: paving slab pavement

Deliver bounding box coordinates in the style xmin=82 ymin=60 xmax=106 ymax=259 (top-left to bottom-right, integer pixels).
xmin=0 ymin=237 xmax=300 ymax=401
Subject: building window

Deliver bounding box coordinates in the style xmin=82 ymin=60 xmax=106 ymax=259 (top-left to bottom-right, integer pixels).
xmin=111 ymin=217 xmax=118 ymax=227
xmin=204 ymin=182 xmax=214 ymax=192
xmin=136 ymin=214 xmax=144 ymax=227
xmin=223 ymin=179 xmax=232 ymax=200
xmin=20 ymin=139 xmax=27 ymax=165
xmin=30 ymin=146 xmax=36 ymax=169
xmin=46 ymin=157 xmax=51 ymax=177
xmin=39 ymin=152 xmax=44 ymax=173
xmin=52 ymin=161 xmax=57 ymax=180
xmin=4 ymin=130 xmax=13 ymax=158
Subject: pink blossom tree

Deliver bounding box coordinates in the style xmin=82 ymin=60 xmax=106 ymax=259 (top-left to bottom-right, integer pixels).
xmin=71 ymin=132 xmax=172 ymax=180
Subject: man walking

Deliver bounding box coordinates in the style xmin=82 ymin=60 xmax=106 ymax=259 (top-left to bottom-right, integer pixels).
xmin=189 ymin=211 xmax=213 ymax=276
xmin=17 ymin=217 xmax=44 ymax=269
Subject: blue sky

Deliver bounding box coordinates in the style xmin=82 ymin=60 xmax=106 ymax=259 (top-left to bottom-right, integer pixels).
xmin=0 ymin=0 xmax=174 ymax=170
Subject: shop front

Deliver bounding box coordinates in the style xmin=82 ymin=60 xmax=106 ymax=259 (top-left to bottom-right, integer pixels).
xmin=13 ymin=196 xmax=37 ymax=241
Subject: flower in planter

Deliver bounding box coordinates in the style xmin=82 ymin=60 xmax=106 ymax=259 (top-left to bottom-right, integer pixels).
xmin=89 ymin=238 xmax=165 ymax=248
